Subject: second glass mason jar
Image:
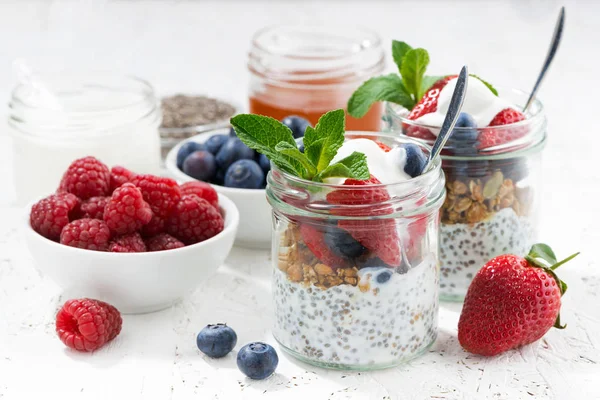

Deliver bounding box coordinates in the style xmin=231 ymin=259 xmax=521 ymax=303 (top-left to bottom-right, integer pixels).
xmin=267 ymin=133 xmax=446 ymax=370
xmin=248 ymin=25 xmax=385 ymax=131
xmin=384 ymin=89 xmax=547 ymax=301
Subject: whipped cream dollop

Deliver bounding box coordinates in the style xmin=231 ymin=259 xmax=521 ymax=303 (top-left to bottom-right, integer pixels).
xmin=324 ymin=139 xmax=411 ymax=185
xmin=414 ymin=76 xmax=515 ymax=131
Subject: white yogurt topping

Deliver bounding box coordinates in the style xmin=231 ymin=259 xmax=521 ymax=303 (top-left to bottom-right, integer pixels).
xmin=415 ymin=76 xmax=515 ymax=131
xmin=325 ymin=139 xmax=411 ymax=185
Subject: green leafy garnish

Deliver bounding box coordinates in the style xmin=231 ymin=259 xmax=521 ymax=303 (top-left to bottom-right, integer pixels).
xmin=524 ymin=243 xmax=580 ymax=329
xmin=470 ymin=74 xmax=498 ymax=96
xmin=347 ymin=40 xmax=498 ymax=118
xmin=230 ymin=110 xmax=370 ymax=182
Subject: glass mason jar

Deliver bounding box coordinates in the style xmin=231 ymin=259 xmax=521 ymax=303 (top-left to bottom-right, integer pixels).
xmin=267 ymin=132 xmax=446 ymax=370
xmin=8 ymin=73 xmax=162 ymax=204
xmin=248 ymin=25 xmax=385 ymax=131
xmin=384 ymin=89 xmax=547 ymax=301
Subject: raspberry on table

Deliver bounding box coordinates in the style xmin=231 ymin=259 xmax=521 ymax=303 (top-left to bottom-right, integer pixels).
xmin=75 ymin=196 xmax=109 ymax=219
xmin=180 ymin=181 xmax=219 ymax=209
xmin=146 ymin=233 xmax=185 ymax=251
xmin=110 ymin=166 xmax=137 ymax=193
xmin=132 ymin=175 xmax=181 ymax=218
xmin=108 ymin=232 xmax=147 ymax=253
xmin=166 ymin=195 xmax=224 ymax=245
xmin=56 ymin=298 xmax=122 ymax=352
xmin=140 ymin=215 xmax=165 ymax=237
xmin=60 ymin=218 xmax=112 ymax=251
xmin=58 ymin=156 xmax=111 ymax=200
xmin=30 ymin=193 xmax=80 ymax=241
xmin=104 ymin=183 xmax=153 ymax=235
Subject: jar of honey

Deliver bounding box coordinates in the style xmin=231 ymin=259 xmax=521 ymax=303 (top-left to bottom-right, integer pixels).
xmin=248 ymin=26 xmax=385 ymax=131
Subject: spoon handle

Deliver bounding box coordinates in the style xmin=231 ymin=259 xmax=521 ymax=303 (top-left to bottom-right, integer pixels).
xmin=424 ymin=65 xmax=469 ymax=173
xmin=523 ymin=7 xmax=565 ymax=113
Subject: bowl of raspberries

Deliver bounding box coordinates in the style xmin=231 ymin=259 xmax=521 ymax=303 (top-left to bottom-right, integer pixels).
xmin=25 ymin=156 xmax=239 ymax=314
xmin=165 ymin=116 xmax=312 ymax=249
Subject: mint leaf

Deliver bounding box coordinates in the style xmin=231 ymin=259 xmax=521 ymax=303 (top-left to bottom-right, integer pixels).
xmin=274 ymin=142 xmax=316 ymax=178
xmin=391 ymin=41 xmax=412 ymax=72
xmin=314 ymin=152 xmax=369 ymax=182
xmin=347 ymin=74 xmax=414 ymax=118
xmin=470 ymin=74 xmax=498 ymax=96
xmin=421 ymin=75 xmax=445 ymax=95
xmin=400 ymin=48 xmax=430 ymax=102
xmin=230 ymin=114 xmax=303 ymax=176
xmin=304 ymin=109 xmax=345 ymax=172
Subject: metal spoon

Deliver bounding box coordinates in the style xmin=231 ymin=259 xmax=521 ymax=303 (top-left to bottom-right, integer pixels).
xmin=422 ymin=65 xmax=469 ymax=174
xmin=523 ymin=6 xmax=565 ymax=113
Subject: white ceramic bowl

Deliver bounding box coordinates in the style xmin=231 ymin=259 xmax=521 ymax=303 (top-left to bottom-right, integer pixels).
xmin=165 ymin=128 xmax=272 ymax=249
xmin=24 ymin=194 xmax=239 ymax=314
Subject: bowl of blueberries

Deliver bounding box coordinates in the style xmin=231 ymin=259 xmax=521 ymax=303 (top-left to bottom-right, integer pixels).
xmin=166 ymin=115 xmax=311 ymax=249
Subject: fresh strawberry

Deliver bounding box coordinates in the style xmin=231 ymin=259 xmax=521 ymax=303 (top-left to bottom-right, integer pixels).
xmin=299 ymin=224 xmax=349 ymax=269
xmin=458 ymin=244 xmax=579 ymax=356
xmin=404 ymin=75 xmax=456 ymax=141
xmin=477 ymin=108 xmax=527 ymax=150
xmin=375 ymin=141 xmax=391 ymax=152
xmin=326 ymin=175 xmax=401 ymax=267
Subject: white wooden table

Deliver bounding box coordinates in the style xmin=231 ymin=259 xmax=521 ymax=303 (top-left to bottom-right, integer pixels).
xmin=1 ymin=1 xmax=599 ymax=399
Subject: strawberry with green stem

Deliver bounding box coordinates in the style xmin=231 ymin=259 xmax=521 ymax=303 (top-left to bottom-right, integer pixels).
xmin=458 ymin=244 xmax=579 ymax=356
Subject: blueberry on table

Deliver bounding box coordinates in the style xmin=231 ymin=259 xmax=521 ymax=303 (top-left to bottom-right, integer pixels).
xmin=183 ymin=150 xmax=217 ymax=182
xmin=237 ymin=342 xmax=278 ymax=380
xmin=258 ymin=154 xmax=271 ymax=174
xmin=216 ymin=137 xmax=256 ymax=171
xmin=225 ymin=160 xmax=264 ymax=189
xmin=399 ymin=143 xmax=427 ymax=177
xmin=205 ymin=134 xmax=229 ymax=155
xmin=177 ymin=141 xmax=206 ymax=169
xmin=281 ymin=115 xmax=312 ymax=139
xmin=196 ymin=323 xmax=237 ymax=358
xmin=324 ymin=225 xmax=367 ymax=260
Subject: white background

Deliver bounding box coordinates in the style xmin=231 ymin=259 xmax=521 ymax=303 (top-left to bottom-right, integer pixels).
xmin=0 ymin=1 xmax=599 ymax=399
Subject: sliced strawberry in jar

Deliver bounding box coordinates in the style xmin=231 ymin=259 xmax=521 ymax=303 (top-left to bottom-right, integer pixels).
xmin=299 ymin=224 xmax=349 ymax=269
xmin=326 ymin=175 xmax=401 ymax=267
xmin=477 ymin=108 xmax=527 ymax=150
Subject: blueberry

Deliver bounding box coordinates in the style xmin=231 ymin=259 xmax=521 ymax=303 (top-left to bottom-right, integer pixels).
xmin=213 ymin=169 xmax=225 ymax=186
xmin=376 ymin=269 xmax=393 ymax=284
xmin=236 ymin=342 xmax=278 ymax=380
xmin=177 ymin=141 xmax=206 ymax=169
xmin=298 ymin=144 xmax=305 ymax=153
xmin=399 ymin=143 xmax=427 ymax=177
xmin=183 ymin=151 xmax=217 ymax=182
xmin=324 ymin=225 xmax=366 ymax=260
xmin=449 ymin=112 xmax=478 ymax=155
xmin=196 ymin=323 xmax=237 ymax=358
xmin=281 ymin=115 xmax=311 ymax=138
xmin=216 ymin=138 xmax=256 ymax=171
xmin=225 ymin=160 xmax=264 ymax=189
xmin=229 ymin=126 xmax=237 ymax=137
xmin=258 ymin=154 xmax=271 ymax=174
xmin=205 ymin=134 xmax=229 ymax=155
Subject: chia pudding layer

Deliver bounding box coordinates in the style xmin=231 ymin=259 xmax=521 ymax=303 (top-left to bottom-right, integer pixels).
xmin=272 ymin=256 xmax=438 ymax=369
xmin=440 ymin=207 xmax=534 ymax=299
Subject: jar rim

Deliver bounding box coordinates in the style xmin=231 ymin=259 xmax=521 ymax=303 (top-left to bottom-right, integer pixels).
xmin=384 ymin=86 xmax=547 ymax=159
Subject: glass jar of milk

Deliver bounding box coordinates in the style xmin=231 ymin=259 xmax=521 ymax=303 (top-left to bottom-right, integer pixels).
xmin=8 ymin=73 xmax=162 ymax=204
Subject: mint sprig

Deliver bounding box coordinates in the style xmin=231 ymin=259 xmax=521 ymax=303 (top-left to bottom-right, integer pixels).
xmin=347 ymin=40 xmax=498 ymax=118
xmin=230 ymin=110 xmax=370 ymax=182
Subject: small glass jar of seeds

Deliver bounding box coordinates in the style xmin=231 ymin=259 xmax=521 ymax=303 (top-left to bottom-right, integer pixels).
xmin=384 ymin=89 xmax=547 ymax=301
xmin=267 ymin=132 xmax=446 ymax=370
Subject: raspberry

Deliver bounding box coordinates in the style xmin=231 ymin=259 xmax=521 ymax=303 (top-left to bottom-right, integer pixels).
xmin=110 ymin=166 xmax=137 ymax=193
xmin=104 ymin=183 xmax=153 ymax=235
xmin=60 ymin=218 xmax=112 ymax=251
xmin=132 ymin=175 xmax=181 ymax=218
xmin=75 ymin=196 xmax=108 ymax=219
xmin=180 ymin=181 xmax=219 ymax=209
xmin=108 ymin=232 xmax=147 ymax=253
xmin=140 ymin=215 xmax=165 ymax=237
xmin=56 ymin=298 xmax=122 ymax=352
xmin=30 ymin=193 xmax=80 ymax=241
xmin=166 ymin=195 xmax=224 ymax=244
xmin=146 ymin=233 xmax=185 ymax=251
xmin=58 ymin=157 xmax=111 ymax=200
